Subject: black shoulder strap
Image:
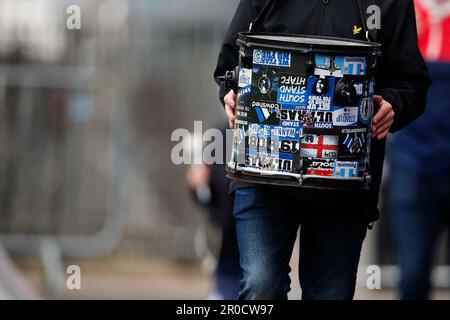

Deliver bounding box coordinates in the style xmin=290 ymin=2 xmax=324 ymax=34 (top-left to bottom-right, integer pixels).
xmin=249 ymin=0 xmax=279 ymax=32
xmin=250 ymin=0 xmax=377 ymax=42
xmin=357 ymin=0 xmax=378 ymax=42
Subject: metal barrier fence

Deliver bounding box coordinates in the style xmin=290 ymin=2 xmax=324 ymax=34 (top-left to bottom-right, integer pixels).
xmin=0 ymin=0 xmax=238 ymax=265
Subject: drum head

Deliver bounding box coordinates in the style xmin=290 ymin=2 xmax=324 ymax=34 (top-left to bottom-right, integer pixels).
xmin=239 ymin=32 xmax=381 ymax=55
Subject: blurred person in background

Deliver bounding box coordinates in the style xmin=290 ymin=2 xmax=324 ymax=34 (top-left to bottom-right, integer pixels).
xmin=389 ymin=0 xmax=450 ymax=300
xmin=187 ymin=126 xmax=241 ymax=300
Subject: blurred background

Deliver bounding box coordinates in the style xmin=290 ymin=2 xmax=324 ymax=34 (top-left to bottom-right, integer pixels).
xmin=0 ymin=0 xmax=448 ymax=300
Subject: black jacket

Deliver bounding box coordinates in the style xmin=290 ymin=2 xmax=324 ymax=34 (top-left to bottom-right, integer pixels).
xmin=214 ymin=0 xmax=431 ymax=221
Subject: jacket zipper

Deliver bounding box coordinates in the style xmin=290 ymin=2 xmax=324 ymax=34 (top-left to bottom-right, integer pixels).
xmin=318 ymin=0 xmax=329 ymax=35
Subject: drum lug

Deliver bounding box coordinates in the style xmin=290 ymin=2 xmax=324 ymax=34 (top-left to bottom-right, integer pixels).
xmin=219 ymin=66 xmax=239 ymax=92
xmin=304 ymin=51 xmax=316 ymax=74
xmin=297 ymin=175 xmax=304 ymax=187
xmin=296 ymin=159 xmax=304 ymax=186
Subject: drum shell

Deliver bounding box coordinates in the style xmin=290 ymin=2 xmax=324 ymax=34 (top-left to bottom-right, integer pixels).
xmin=229 ymin=33 xmax=381 ymax=190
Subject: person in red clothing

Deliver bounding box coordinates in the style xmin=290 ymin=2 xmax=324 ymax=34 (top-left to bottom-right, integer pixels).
xmin=389 ymin=0 xmax=450 ymax=300
xmin=415 ymin=0 xmax=450 ymax=62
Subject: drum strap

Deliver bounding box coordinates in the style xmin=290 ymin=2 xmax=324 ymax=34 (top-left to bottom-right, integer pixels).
xmin=249 ymin=0 xmax=279 ymax=32
xmin=357 ymin=0 xmax=378 ymax=42
xmin=250 ymin=0 xmax=378 ymax=42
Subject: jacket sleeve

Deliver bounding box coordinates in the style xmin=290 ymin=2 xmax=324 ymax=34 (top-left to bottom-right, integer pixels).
xmin=376 ymin=0 xmax=432 ymax=133
xmin=213 ymin=0 xmax=258 ymax=106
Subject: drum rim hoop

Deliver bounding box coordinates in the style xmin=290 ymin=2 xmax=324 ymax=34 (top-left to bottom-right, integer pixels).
xmin=238 ymin=32 xmax=382 ymax=55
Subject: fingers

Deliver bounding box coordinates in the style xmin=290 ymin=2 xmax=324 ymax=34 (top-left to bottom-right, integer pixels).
xmin=224 ymin=90 xmax=236 ymax=129
xmin=372 ymin=96 xmax=395 ymax=140
xmin=375 ymin=120 xmax=393 ymax=139
xmin=376 ymin=129 xmax=390 ymax=140
xmin=224 ymin=90 xmax=236 ymax=109
xmin=372 ymin=102 xmax=391 ymax=125
xmin=373 ymin=95 xmax=383 ymax=105
xmin=225 ymin=104 xmax=235 ymax=128
xmin=374 ymin=110 xmax=394 ymax=131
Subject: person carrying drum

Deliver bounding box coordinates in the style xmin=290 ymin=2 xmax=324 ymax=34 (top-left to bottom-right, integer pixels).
xmin=214 ymin=0 xmax=431 ymax=300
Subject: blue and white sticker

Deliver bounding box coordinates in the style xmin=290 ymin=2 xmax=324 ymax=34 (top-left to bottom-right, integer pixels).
xmin=343 ymin=57 xmax=366 ymax=76
xmin=271 ymin=126 xmax=302 ymax=139
xmin=333 ymin=106 xmax=359 ymax=127
xmin=280 ymin=109 xmax=333 ymax=129
xmin=251 ymin=101 xmax=280 ymax=123
xmin=277 ymin=74 xmax=308 ymax=105
xmin=359 ymin=97 xmax=372 ymax=125
xmin=315 ymin=55 xmax=345 ymax=77
xmin=238 ymin=68 xmax=252 ymax=88
xmin=314 ymin=55 xmax=367 ymax=77
xmin=253 ymin=49 xmax=291 ymax=67
xmin=353 ymin=81 xmax=367 ymax=96
xmin=307 ymin=96 xmax=332 ymax=111
xmin=305 ymin=76 xmax=335 ymax=111
xmin=238 ymin=84 xmax=252 ymax=99
xmin=247 ymin=123 xmax=301 ymax=139
xmin=334 ymin=161 xmax=359 ymax=178
xmin=245 ymin=150 xmax=294 ymax=172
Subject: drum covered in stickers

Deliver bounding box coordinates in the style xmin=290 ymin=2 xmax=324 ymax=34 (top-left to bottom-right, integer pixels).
xmin=228 ymin=33 xmax=382 ymax=190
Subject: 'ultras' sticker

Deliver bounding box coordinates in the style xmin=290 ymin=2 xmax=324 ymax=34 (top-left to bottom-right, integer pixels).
xmin=253 ymin=49 xmax=291 ymax=67
xmin=333 ymin=106 xmax=359 ymax=127
xmin=280 ymin=109 xmax=333 ymax=129
xmin=303 ymin=158 xmax=335 ymax=177
xmin=246 ymin=149 xmax=294 ymax=172
xmin=238 ymin=68 xmax=252 ymax=88
xmin=314 ymin=54 xmax=367 ymax=77
xmin=338 ymin=128 xmax=368 ymax=157
xmin=300 ymin=134 xmax=338 ymax=159
xmin=277 ymin=74 xmax=308 ymax=105
xmin=334 ymin=161 xmax=359 ymax=178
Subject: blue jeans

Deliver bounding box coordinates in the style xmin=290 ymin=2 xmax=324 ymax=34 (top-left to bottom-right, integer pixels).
xmin=233 ymin=187 xmax=369 ymax=300
xmin=389 ymin=164 xmax=448 ymax=300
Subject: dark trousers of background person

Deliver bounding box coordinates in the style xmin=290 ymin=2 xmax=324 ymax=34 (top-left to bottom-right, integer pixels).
xmin=214 ymin=212 xmax=241 ymax=300
xmin=232 ymin=187 xmax=372 ymax=300
xmin=389 ymin=62 xmax=450 ymax=300
xmin=390 ymin=164 xmax=449 ymax=300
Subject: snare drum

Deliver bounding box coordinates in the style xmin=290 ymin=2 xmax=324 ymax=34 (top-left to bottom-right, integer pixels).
xmin=228 ymin=33 xmax=381 ymax=190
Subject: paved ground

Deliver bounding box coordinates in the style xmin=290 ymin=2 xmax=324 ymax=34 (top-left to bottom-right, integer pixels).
xmin=13 ymin=258 xmax=450 ymax=300
xmin=0 ymin=245 xmax=40 ymax=300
